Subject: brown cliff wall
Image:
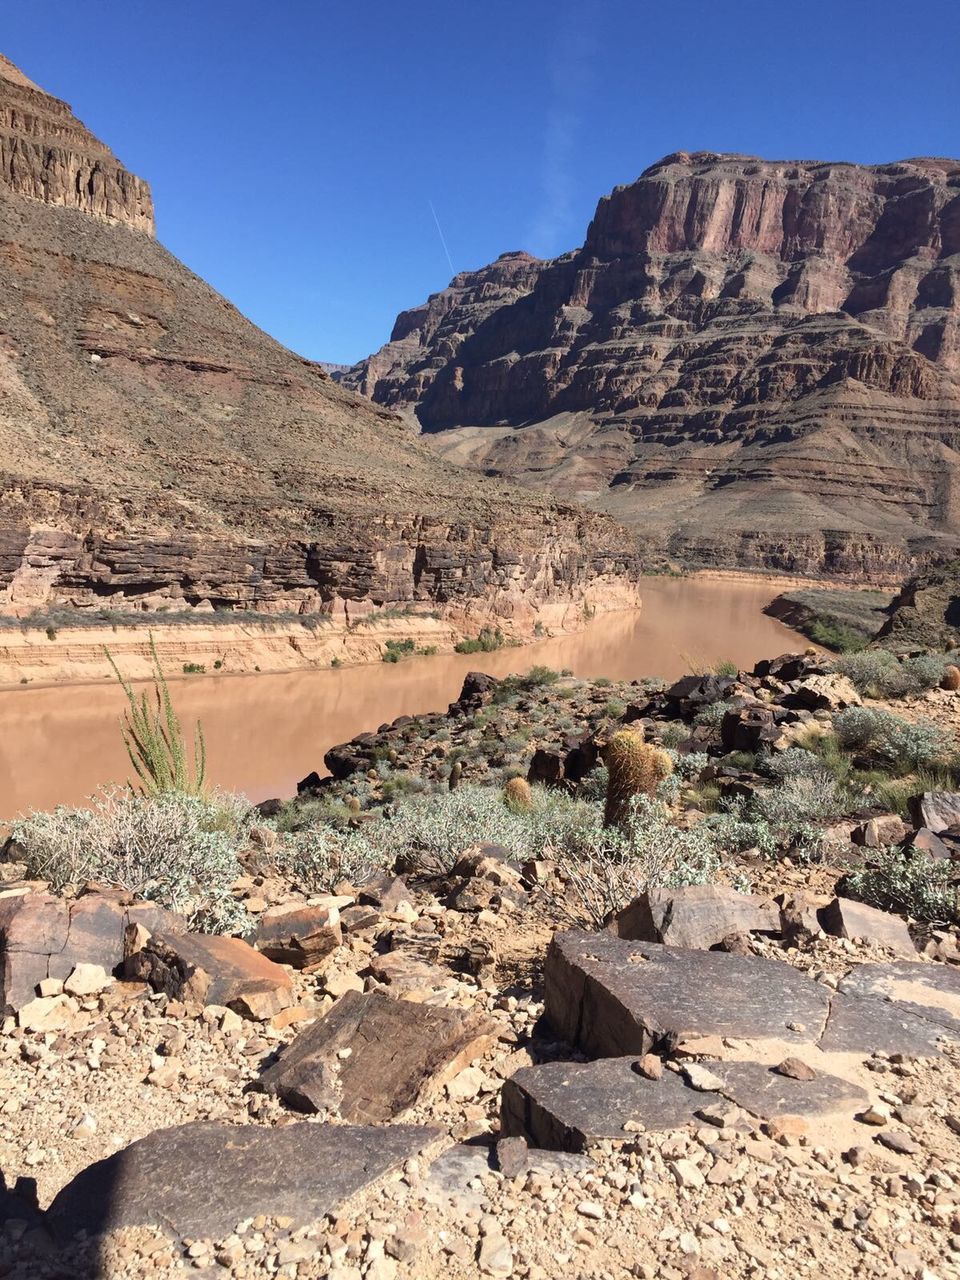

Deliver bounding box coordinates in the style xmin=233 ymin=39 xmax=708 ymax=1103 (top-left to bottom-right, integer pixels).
xmin=344 ymin=152 xmax=960 ymax=579
xmin=0 ymin=55 xmax=639 ymax=627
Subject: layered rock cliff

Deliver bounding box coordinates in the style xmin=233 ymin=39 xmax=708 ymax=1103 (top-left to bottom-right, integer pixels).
xmin=0 ymin=55 xmax=639 ymax=627
xmin=344 ymin=152 xmax=960 ymax=578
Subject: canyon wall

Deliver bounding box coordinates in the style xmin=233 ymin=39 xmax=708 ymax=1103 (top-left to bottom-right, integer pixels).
xmin=344 ymin=152 xmax=960 ymax=579
xmin=0 ymin=55 xmax=639 ymax=629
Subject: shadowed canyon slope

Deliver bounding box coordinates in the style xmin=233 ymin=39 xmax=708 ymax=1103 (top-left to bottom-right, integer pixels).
xmin=0 ymin=55 xmax=638 ymax=626
xmin=344 ymin=152 xmax=960 ymax=579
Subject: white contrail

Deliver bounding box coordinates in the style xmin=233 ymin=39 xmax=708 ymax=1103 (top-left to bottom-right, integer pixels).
xmin=428 ymin=199 xmax=456 ymax=278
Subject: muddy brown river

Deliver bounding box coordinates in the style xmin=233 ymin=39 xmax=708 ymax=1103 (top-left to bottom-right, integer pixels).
xmin=0 ymin=577 xmax=806 ymax=815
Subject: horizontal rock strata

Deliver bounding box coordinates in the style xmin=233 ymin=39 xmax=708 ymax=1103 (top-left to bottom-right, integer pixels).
xmin=345 ymin=152 xmax=960 ymax=577
xmin=0 ymin=55 xmax=639 ymax=625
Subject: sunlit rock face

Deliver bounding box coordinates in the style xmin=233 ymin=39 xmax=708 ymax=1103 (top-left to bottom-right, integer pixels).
xmin=0 ymin=55 xmax=639 ymax=623
xmin=345 ymin=152 xmax=960 ymax=579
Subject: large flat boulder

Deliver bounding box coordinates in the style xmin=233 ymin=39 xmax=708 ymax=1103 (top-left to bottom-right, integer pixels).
xmin=124 ymin=929 xmax=293 ymax=1020
xmin=47 ymin=1121 xmax=440 ymax=1243
xmin=819 ymin=990 xmax=955 ymax=1055
xmin=501 ymin=1058 xmax=723 ymax=1151
xmin=258 ymin=989 xmax=497 ymax=1121
xmin=0 ymin=890 xmax=181 ymax=1014
xmin=544 ymin=931 xmax=830 ymax=1057
xmin=609 ymin=885 xmax=780 ymax=950
xmin=501 ymin=1056 xmax=867 ymax=1151
xmin=837 ymin=960 xmax=960 ymax=1037
xmin=705 ymin=1060 xmax=867 ymax=1119
xmin=819 ymin=898 xmax=916 ymax=957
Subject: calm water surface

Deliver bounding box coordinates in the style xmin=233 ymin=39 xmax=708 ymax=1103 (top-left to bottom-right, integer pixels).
xmin=0 ymin=577 xmax=805 ymax=815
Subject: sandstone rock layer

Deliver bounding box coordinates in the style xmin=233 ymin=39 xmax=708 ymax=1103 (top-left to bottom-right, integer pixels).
xmin=345 ymin=152 xmax=960 ymax=578
xmin=0 ymin=56 xmax=638 ymax=625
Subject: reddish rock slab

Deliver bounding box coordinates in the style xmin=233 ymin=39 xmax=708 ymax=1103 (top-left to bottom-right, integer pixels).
xmin=0 ymin=890 xmax=181 ymax=1014
xmin=258 ymin=989 xmax=497 ymax=1121
xmin=254 ymin=903 xmax=342 ymax=972
xmin=124 ymin=929 xmax=293 ymax=1020
xmin=819 ymin=898 xmax=916 ymax=958
xmin=609 ymin=885 xmax=780 ymax=950
xmin=47 ymin=1121 xmax=440 ymax=1243
xmin=544 ymin=931 xmax=830 ymax=1057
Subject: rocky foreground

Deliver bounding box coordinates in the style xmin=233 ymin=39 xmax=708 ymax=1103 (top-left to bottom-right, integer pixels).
xmin=3 ymin=649 xmax=960 ymax=1276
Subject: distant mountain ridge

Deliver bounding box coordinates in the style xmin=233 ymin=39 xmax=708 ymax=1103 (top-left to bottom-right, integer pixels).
xmin=343 ymin=151 xmax=960 ymax=579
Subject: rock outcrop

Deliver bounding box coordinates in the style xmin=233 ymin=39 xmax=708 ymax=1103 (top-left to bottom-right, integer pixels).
xmin=344 ymin=152 xmax=960 ymax=578
xmin=876 ymin=559 xmax=960 ymax=648
xmin=0 ymin=55 xmax=639 ymax=627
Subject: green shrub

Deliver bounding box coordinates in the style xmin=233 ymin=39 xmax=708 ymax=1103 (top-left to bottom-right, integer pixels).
xmin=455 ymin=627 xmax=505 ymax=654
xmin=12 ymin=789 xmax=251 ymax=933
xmin=806 ymin=620 xmax=867 ymax=652
xmin=845 ymin=847 xmax=957 ymax=923
xmin=182 ymin=662 xmax=206 ymax=675
xmin=834 ymin=649 xmax=959 ymax=698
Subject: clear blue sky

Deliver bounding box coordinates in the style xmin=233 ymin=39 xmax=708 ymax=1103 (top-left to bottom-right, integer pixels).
xmin=5 ymin=1 xmax=959 ymax=365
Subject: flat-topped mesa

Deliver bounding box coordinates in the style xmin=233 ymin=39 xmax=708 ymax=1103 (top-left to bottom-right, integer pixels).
xmin=0 ymin=54 xmax=154 ymax=235
xmin=345 ymin=151 xmax=960 ymax=578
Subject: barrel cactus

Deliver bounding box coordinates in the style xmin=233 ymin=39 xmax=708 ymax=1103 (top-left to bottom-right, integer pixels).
xmin=448 ymin=760 xmax=463 ymax=791
xmin=603 ymin=729 xmax=673 ymax=827
xmin=942 ymin=665 xmax=960 ymax=691
xmin=503 ymin=776 xmax=533 ymax=813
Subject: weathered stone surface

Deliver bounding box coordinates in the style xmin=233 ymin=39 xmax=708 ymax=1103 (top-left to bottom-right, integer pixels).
xmin=851 ymin=814 xmax=911 ymax=849
xmin=259 ymin=989 xmax=496 ymax=1121
xmin=47 ymin=1121 xmax=439 ymax=1243
xmin=837 ymin=961 xmax=960 ymax=1037
xmin=907 ymin=792 xmax=960 ymax=834
xmin=819 ymin=990 xmax=953 ymax=1055
xmin=0 ymin=890 xmax=181 ymax=1014
xmin=345 ymin=153 xmax=960 ymax=577
xmin=720 ymin=704 xmax=782 ymax=753
xmin=124 ymin=929 xmax=293 ymax=1020
xmin=819 ymin=898 xmax=916 ymax=957
xmin=609 ymin=885 xmax=780 ymax=950
xmin=786 ymin=674 xmax=861 ymax=712
xmin=254 ymin=903 xmax=342 ymax=972
xmin=705 ymin=1060 xmax=867 ymax=1120
xmin=544 ymin=931 xmax=830 ymax=1057
xmin=501 ymin=1057 xmax=722 ymax=1151
xmin=904 ymin=827 xmax=953 ymax=860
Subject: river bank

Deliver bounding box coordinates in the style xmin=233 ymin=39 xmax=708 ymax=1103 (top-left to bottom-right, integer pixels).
xmin=0 ymin=577 xmax=808 ymax=814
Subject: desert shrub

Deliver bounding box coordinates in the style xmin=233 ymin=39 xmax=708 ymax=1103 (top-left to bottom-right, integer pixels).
xmin=269 ymin=824 xmax=389 ymax=893
xmin=657 ymin=722 xmax=689 ymax=749
xmin=578 ymin=764 xmax=609 ymax=802
xmin=12 ymin=789 xmax=251 ymax=933
xmin=669 ymin=750 xmax=710 ymax=781
xmin=834 ymin=649 xmax=958 ymax=699
xmin=833 ymin=706 xmax=951 ymax=772
xmin=713 ymin=659 xmax=739 ymax=677
xmin=693 ymin=700 xmax=731 ymax=731
xmin=754 ymin=773 xmax=843 ymax=828
xmin=764 ymin=748 xmax=832 ymax=781
xmin=182 ymin=662 xmax=205 ymax=675
xmin=547 ymin=794 xmax=722 ymax=928
xmin=602 ymin=698 xmax=627 ymax=719
xmin=845 ymin=847 xmax=957 ymax=923
xmin=604 ymin=730 xmax=673 ymax=826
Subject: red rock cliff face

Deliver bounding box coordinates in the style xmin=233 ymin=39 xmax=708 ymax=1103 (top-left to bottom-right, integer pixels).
xmin=0 ymin=55 xmax=639 ymax=626
xmin=344 ymin=152 xmax=960 ymax=579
